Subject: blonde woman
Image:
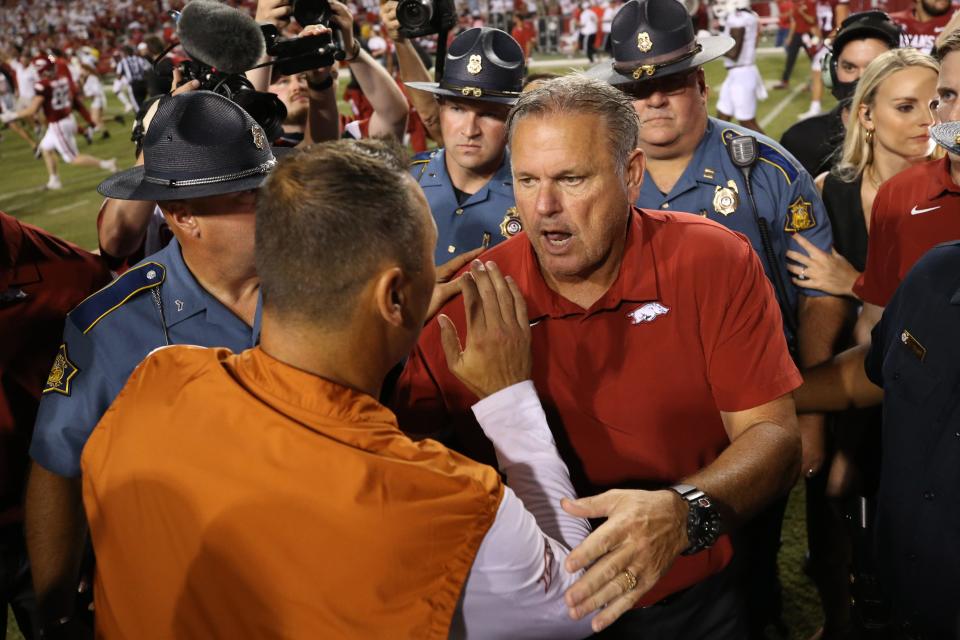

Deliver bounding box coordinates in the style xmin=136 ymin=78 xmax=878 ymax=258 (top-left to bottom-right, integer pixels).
xmin=786 ymin=48 xmax=939 ymax=303
xmin=783 ymin=48 xmax=939 ymax=640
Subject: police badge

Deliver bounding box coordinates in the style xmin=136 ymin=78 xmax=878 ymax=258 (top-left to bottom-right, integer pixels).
xmin=784 ymin=197 xmax=816 ymax=231
xmin=251 ymin=126 xmax=267 ymax=150
xmin=467 ymin=54 xmax=483 ymax=75
xmin=637 ymin=32 xmax=653 ymax=53
xmin=43 ymin=343 xmax=79 ymax=396
xmin=500 ymin=207 xmax=523 ymax=238
xmin=712 ymin=180 xmax=739 ymax=216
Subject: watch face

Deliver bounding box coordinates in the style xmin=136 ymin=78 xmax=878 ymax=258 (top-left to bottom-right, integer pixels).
xmin=684 ymin=496 xmax=721 ymax=555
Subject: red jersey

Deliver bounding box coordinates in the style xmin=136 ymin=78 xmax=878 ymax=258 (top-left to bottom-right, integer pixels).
xmin=891 ymin=8 xmax=954 ymax=53
xmin=0 ymin=212 xmax=110 ymax=525
xmin=778 ymin=0 xmax=794 ymax=28
xmin=854 ymin=157 xmax=960 ymax=306
xmin=394 ymin=208 xmax=801 ymax=605
xmin=792 ymin=0 xmax=818 ymax=34
xmin=34 ymin=72 xmax=79 ymax=123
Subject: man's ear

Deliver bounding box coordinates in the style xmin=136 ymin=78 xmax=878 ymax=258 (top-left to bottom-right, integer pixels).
xmin=373 ymin=266 xmax=407 ymax=328
xmin=158 ymin=200 xmax=201 ymax=237
xmin=626 ymin=148 xmax=645 ymax=188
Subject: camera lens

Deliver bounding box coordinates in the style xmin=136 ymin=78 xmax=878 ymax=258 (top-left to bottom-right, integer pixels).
xmin=292 ymin=0 xmax=332 ymax=26
xmin=397 ymin=0 xmax=434 ymax=30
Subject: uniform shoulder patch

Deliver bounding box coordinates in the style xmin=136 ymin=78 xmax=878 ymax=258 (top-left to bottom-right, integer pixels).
xmin=785 ymin=196 xmax=816 ymax=231
xmin=43 ymin=343 xmax=79 ymax=396
xmin=720 ymin=128 xmax=799 ymax=185
xmin=69 ymin=261 xmax=166 ymax=335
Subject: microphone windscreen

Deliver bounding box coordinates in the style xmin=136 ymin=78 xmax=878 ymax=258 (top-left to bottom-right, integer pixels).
xmin=177 ymin=0 xmax=265 ymax=74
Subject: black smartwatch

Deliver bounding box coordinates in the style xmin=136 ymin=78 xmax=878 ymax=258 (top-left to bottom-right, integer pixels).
xmin=669 ymin=484 xmax=721 ymax=556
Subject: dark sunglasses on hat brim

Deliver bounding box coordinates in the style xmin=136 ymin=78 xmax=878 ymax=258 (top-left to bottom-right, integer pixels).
xmin=618 ymin=69 xmax=698 ymax=101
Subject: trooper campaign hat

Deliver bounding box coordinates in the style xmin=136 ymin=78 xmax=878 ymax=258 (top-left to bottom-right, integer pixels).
xmin=406 ymin=27 xmax=524 ymax=104
xmin=586 ymin=0 xmax=734 ymax=86
xmin=98 ymin=91 xmax=290 ymax=201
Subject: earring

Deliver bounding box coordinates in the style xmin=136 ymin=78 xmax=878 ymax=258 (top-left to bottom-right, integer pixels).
xmin=866 ymin=129 xmax=875 ymax=144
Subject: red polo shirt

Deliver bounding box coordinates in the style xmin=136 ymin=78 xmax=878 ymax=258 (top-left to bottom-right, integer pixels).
xmin=394 ymin=207 xmax=800 ymax=604
xmin=0 ymin=213 xmax=110 ymax=526
xmin=853 ymin=157 xmax=960 ymax=306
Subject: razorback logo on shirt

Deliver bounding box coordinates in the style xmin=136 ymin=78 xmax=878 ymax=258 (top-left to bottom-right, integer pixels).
xmin=627 ymin=302 xmax=670 ymax=324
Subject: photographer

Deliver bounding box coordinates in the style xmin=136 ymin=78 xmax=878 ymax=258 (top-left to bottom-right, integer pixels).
xmin=254 ymin=0 xmax=408 ymax=143
xmin=380 ymin=0 xmax=443 ymax=142
xmin=98 ymin=1 xmax=386 ymax=269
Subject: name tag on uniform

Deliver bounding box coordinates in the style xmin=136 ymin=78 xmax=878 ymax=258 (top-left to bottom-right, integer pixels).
xmin=900 ymin=329 xmax=926 ymax=362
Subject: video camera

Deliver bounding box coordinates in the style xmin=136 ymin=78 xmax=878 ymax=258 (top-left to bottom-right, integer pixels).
xmin=261 ymin=0 xmax=347 ymax=77
xmin=176 ymin=60 xmax=288 ymax=140
xmin=396 ymin=0 xmax=457 ymax=38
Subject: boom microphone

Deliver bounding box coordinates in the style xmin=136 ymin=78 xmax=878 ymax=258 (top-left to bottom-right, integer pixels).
xmin=177 ymin=0 xmax=265 ymax=73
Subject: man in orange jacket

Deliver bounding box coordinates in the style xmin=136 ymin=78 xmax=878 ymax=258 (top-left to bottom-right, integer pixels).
xmin=80 ymin=139 xmax=600 ymax=639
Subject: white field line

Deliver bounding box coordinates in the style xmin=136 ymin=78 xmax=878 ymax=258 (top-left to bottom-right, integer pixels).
xmin=0 ymin=170 xmax=106 ymax=203
xmin=47 ymin=198 xmax=93 ymax=215
xmin=760 ymin=82 xmax=806 ymax=129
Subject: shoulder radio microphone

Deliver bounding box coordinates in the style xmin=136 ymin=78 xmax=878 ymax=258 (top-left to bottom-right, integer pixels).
xmin=725 ymin=134 xmax=798 ymax=340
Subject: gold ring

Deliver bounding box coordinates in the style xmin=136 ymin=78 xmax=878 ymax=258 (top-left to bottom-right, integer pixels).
xmin=616 ymin=569 xmax=638 ymax=593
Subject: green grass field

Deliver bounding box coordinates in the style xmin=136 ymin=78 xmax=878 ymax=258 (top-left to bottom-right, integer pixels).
xmin=3 ymin=47 xmax=831 ymax=639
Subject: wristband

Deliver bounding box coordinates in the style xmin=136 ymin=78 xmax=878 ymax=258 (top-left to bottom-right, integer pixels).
xmin=344 ymin=39 xmax=361 ymax=62
xmin=307 ymin=75 xmax=334 ymax=92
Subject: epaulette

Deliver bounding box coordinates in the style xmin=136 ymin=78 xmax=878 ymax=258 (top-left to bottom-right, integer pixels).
xmin=721 ymin=128 xmax=799 ymax=185
xmin=410 ymin=149 xmax=435 ymax=164
xmin=411 ymin=149 xmax=436 ymax=181
xmin=69 ymin=261 xmax=166 ymax=335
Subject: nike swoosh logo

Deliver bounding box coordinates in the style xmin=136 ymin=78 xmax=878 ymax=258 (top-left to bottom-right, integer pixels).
xmin=911 ymin=205 xmax=941 ymax=215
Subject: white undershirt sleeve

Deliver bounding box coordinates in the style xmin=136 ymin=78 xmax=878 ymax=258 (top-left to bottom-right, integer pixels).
xmin=451 ymin=381 xmax=594 ymax=640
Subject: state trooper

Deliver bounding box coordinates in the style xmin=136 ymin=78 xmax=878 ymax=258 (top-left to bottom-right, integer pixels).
xmin=405 ymin=27 xmax=524 ymax=265
xmin=24 ymin=91 xmax=287 ymax=637
xmin=588 ymin=0 xmax=848 ymax=636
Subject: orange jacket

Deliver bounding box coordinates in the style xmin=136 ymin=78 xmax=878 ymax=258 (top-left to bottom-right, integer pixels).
xmin=83 ymin=346 xmax=503 ymax=639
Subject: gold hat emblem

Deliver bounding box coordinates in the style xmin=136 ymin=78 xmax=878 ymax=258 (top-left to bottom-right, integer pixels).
xmin=251 ymin=126 xmax=267 ymax=150
xmin=637 ymin=32 xmax=653 ymax=53
xmin=954 ymin=132 xmax=960 ymax=145
xmin=467 ymin=54 xmax=483 ymax=75
xmin=712 ymin=180 xmax=740 ymax=216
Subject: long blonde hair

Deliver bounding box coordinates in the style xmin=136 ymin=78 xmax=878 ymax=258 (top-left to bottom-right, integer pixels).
xmin=834 ymin=48 xmax=940 ymax=183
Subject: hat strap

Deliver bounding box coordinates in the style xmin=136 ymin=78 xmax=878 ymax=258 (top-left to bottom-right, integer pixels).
xmin=613 ymin=43 xmax=702 ymax=80
xmin=143 ymin=158 xmax=277 ymax=188
xmin=438 ymin=82 xmax=521 ymax=99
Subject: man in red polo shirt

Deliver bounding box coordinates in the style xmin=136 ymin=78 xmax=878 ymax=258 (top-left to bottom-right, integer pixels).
xmin=395 ymin=76 xmax=802 ymax=636
xmin=853 ymin=30 xmax=960 ymax=332
xmin=0 ymin=212 xmax=110 ymax=637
